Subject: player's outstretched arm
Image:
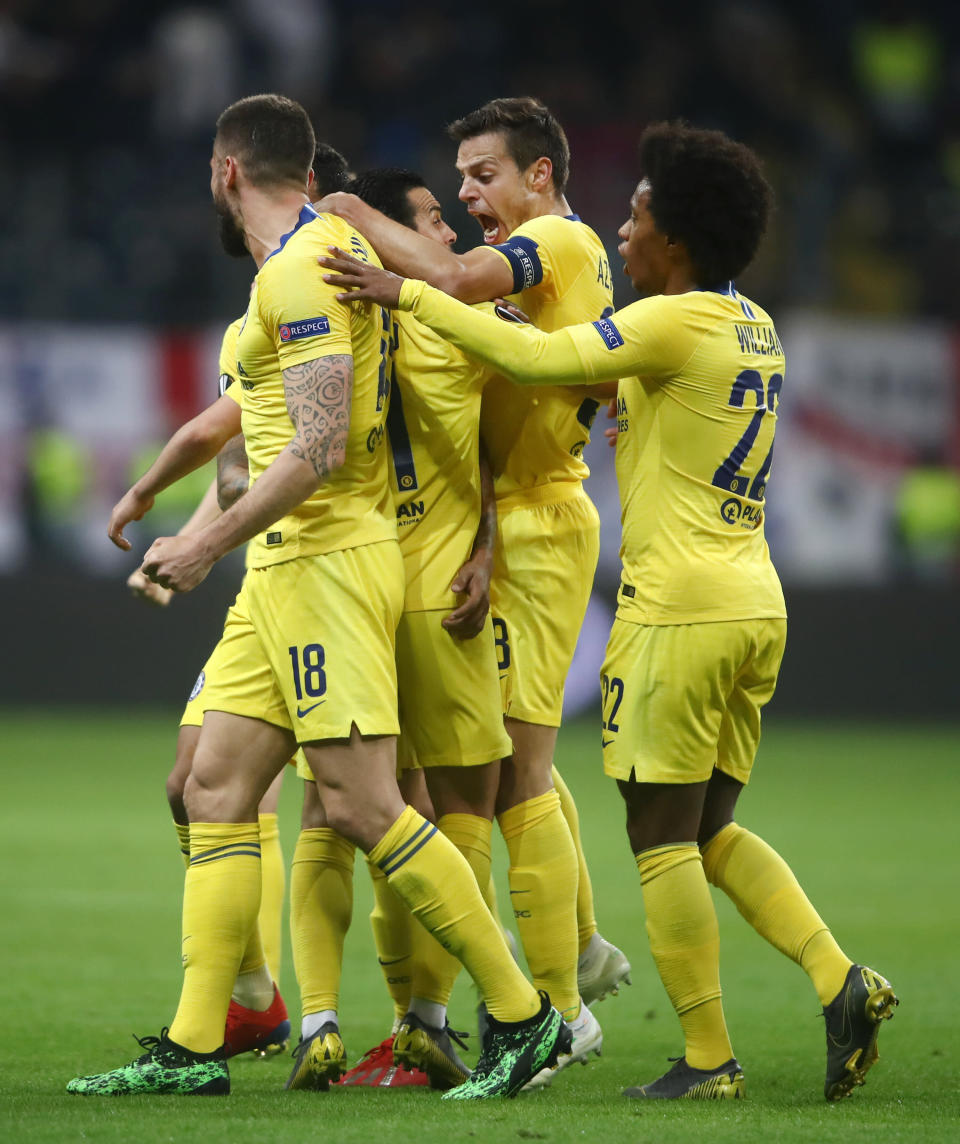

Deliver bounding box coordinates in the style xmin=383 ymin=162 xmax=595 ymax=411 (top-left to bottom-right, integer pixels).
xmin=108 ymin=394 xmax=242 ymax=551
xmin=316 ymin=194 xmax=513 ymax=303
xmin=443 ymin=441 xmax=497 ymax=640
xmin=142 ymin=355 xmax=352 ymax=593
xmin=323 ymin=250 xmax=665 ymax=388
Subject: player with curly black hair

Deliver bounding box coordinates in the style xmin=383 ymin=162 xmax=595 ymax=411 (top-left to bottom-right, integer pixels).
xmin=319 ymin=118 xmax=899 ymax=1104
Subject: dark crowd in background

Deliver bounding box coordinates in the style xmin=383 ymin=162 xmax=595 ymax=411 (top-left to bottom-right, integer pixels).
xmin=1 ymin=0 xmax=958 ymax=323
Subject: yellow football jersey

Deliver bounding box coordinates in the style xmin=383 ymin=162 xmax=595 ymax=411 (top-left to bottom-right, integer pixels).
xmin=218 ymin=316 xmax=244 ymax=404
xmin=480 ymin=213 xmax=614 ymax=499
xmin=237 ymin=205 xmax=395 ymax=567
xmin=388 ymin=306 xmax=495 ymax=611
xmin=398 ymin=279 xmax=787 ymax=625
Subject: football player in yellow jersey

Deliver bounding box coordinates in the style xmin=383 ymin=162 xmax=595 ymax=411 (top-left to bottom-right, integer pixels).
xmin=331 ymin=167 xmax=512 ymax=1089
xmin=113 ymin=144 xmax=357 ymax=1064
xmin=69 ymin=95 xmax=568 ymax=1100
xmin=319 ymin=98 xmax=629 ymax=1072
xmin=322 ymin=120 xmax=900 ymax=1105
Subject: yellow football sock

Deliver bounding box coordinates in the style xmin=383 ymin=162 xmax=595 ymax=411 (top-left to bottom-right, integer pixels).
xmin=636 ymin=843 xmax=733 ymax=1070
xmin=701 ymin=822 xmax=852 ymax=1006
xmin=289 ymin=828 xmax=355 ymax=1016
xmin=440 ymin=813 xmax=493 ymax=892
xmin=499 ymin=790 xmax=580 ymax=1018
xmin=174 ymin=822 xmax=191 ymax=869
xmin=369 ymin=806 xmax=539 ymax=1023
xmin=367 ymin=858 xmax=413 ymax=1024
xmin=409 ymin=813 xmax=495 ymax=1007
xmin=257 ymin=813 xmax=285 ymax=982
xmin=553 ymin=766 xmax=598 ymax=956
xmin=169 ymin=822 xmax=261 ymax=1053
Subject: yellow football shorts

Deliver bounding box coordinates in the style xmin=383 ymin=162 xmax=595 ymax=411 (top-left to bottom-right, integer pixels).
xmin=395 ymin=609 xmax=512 ymax=771
xmin=182 ymin=540 xmax=403 ymax=744
xmin=490 ymin=485 xmax=600 ymax=727
xmin=179 ymin=576 xmax=266 ymax=728
xmin=599 ymin=616 xmax=787 ymax=785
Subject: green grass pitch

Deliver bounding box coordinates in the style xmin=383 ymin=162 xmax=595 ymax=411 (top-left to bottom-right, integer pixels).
xmin=1 ymin=710 xmax=957 ymax=1142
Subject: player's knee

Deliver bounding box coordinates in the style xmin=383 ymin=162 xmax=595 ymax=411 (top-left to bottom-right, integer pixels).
xmin=321 ymin=788 xmax=404 ymax=853
xmin=182 ymin=769 xmax=244 ymax=823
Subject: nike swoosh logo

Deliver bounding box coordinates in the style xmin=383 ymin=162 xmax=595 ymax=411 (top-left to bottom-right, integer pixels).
xmin=296 ymin=700 xmax=326 ymax=717
xmin=509 ymin=889 xmax=530 ymax=895
xmin=377 ymin=956 xmax=408 ymax=967
xmin=601 ymin=738 xmax=614 ymax=748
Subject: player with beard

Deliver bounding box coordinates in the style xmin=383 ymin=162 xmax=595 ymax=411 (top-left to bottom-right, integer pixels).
xmin=68 ymin=95 xmax=568 ymax=1099
xmin=111 ymin=143 xmax=355 ymax=1063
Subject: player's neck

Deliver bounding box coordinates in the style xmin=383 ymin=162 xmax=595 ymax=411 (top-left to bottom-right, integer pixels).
xmin=662 ymin=268 xmax=698 ymax=295
xmin=240 ymin=187 xmax=311 ymax=268
xmin=516 ymin=191 xmax=572 ymax=229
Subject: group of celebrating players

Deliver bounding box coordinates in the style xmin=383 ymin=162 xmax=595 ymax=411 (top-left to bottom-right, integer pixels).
xmin=67 ymin=92 xmax=897 ymax=1103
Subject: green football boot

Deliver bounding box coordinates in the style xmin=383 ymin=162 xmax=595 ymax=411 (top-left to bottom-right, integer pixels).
xmin=67 ymin=1028 xmax=229 ymax=1095
xmin=442 ymin=992 xmax=570 ymax=1100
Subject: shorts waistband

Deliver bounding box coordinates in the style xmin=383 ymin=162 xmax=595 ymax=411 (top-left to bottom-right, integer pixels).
xmin=496 ymin=481 xmax=584 ymax=515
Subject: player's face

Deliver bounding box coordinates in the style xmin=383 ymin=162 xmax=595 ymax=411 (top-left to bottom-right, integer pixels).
xmin=406 ymin=186 xmax=457 ymax=248
xmin=210 ymin=150 xmax=248 ymax=259
xmin=455 ymin=132 xmax=531 ymax=245
xmin=618 ymin=182 xmax=671 ymax=296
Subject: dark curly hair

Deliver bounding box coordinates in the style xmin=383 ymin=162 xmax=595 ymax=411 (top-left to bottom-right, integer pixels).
xmin=447 ymin=97 xmax=570 ymax=195
xmin=639 ymin=121 xmax=773 ymax=286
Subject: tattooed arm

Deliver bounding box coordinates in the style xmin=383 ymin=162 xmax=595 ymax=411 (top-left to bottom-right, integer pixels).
xmin=283 ymin=353 xmax=352 ymax=481
xmin=142 ymin=354 xmax=353 ymax=592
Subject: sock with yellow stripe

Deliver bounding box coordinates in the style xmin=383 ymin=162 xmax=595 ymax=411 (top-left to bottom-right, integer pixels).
xmin=701 ymin=822 xmax=853 ymax=1006
xmin=174 ymin=822 xmax=191 ymax=869
xmin=552 ymin=766 xmax=598 ymax=956
xmin=257 ymin=812 xmax=285 ymax=982
xmin=636 ymin=843 xmax=733 ymax=1070
xmin=289 ymin=828 xmax=355 ymax=1018
xmin=169 ymin=822 xmax=261 ymax=1053
xmin=409 ymin=813 xmax=495 ymax=1008
xmin=498 ymin=789 xmax=580 ymax=1018
xmin=369 ymin=806 xmax=539 ymax=1023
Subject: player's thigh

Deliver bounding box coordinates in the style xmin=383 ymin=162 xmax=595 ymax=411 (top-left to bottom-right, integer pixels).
xmin=491 ymin=492 xmax=600 ymax=727
xmin=301 ymin=727 xmax=405 ymax=851
xmin=600 ymin=618 xmax=758 ymax=785
xmin=188 ymin=710 xmax=297 ymax=822
xmin=396 ymin=610 xmax=511 ymax=770
xmin=716 ymin=618 xmax=786 ymax=785
xmin=245 ymin=541 xmax=403 ymax=743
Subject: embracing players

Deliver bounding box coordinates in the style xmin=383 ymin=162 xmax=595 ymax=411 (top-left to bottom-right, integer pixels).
xmin=320 ymin=119 xmax=899 ymax=1103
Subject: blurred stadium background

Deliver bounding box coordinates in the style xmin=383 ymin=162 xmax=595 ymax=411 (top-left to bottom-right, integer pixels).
xmin=0 ymin=0 xmax=958 ymax=719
